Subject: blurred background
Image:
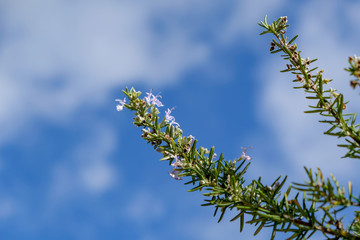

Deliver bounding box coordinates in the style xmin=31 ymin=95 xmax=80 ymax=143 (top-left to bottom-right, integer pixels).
xmin=0 ymin=0 xmax=359 ymax=239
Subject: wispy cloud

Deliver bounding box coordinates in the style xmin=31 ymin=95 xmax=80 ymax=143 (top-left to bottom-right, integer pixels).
xmin=0 ymin=0 xmax=212 ymax=145
xmin=0 ymin=198 xmax=16 ymax=220
xmin=220 ymin=0 xmax=286 ymax=42
xmin=123 ymin=190 xmax=165 ymax=224
xmin=49 ymin=123 xmax=118 ymax=202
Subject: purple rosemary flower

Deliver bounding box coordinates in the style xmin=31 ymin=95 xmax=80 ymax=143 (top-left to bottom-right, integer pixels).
xmin=169 ymin=169 xmax=182 ymax=180
xmin=171 ymin=155 xmax=184 ymax=168
xmin=145 ymin=89 xmax=164 ymax=107
xmin=115 ymin=98 xmax=126 ymax=111
xmin=165 ymin=108 xmax=179 ymax=127
xmin=240 ymin=147 xmax=252 ymax=161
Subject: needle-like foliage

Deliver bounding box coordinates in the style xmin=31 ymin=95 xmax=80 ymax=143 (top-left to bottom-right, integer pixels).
xmin=116 ymin=16 xmax=360 ymax=239
xmin=259 ymin=16 xmax=360 ymax=159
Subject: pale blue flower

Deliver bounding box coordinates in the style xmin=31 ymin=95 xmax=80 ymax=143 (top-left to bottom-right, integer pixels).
xmin=171 ymin=155 xmax=184 ymax=168
xmin=165 ymin=108 xmax=179 ymax=126
xmin=145 ymin=90 xmax=164 ymax=107
xmin=169 ymin=169 xmax=182 ymax=180
xmin=240 ymin=147 xmax=252 ymax=161
xmin=115 ymin=98 xmax=126 ymax=111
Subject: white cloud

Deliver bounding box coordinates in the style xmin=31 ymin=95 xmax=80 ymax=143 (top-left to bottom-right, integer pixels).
xmin=0 ymin=0 xmax=213 ymax=144
xmin=220 ymin=0 xmax=286 ymax=42
xmin=49 ymin=123 xmax=118 ymax=201
xmin=79 ymin=161 xmax=115 ymax=194
xmin=124 ymin=190 xmax=165 ymax=224
xmin=0 ymin=198 xmax=16 ymax=220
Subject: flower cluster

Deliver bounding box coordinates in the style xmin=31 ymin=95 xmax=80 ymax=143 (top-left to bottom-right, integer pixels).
xmin=117 ymin=88 xmax=255 ymax=184
xmin=117 ymin=89 xmax=187 ymax=180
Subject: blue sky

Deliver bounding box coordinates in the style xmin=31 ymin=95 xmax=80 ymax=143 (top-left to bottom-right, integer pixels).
xmin=0 ymin=1 xmax=360 ymax=239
